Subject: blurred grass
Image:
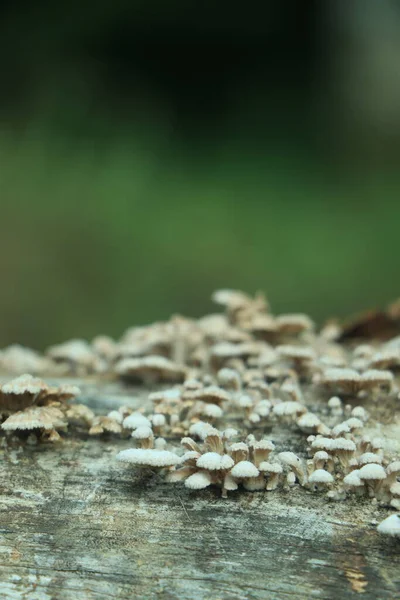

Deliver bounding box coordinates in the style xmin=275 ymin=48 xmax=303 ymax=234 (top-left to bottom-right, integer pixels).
xmin=1 ymin=114 xmax=400 ymax=349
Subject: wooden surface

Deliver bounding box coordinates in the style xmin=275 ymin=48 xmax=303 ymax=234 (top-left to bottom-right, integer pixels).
xmin=0 ymin=378 xmax=399 ymax=600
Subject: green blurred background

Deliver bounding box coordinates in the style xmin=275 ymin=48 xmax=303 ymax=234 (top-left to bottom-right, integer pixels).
xmin=1 ymin=1 xmax=400 ymax=349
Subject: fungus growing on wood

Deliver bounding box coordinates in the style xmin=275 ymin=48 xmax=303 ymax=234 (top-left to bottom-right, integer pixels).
xmin=89 ymin=415 xmax=123 ymax=436
xmin=1 ymin=406 xmax=66 ymax=441
xmin=358 ymin=464 xmax=387 ymax=497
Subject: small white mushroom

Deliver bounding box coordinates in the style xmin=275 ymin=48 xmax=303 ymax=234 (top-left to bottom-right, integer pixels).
xmin=196 ymin=452 xmax=224 ymax=471
xmin=358 ymin=463 xmax=386 ymax=497
xmin=308 ymin=469 xmax=334 ymax=490
xmin=259 ymin=462 xmax=283 ymax=490
xmin=123 ymin=413 xmax=152 ymax=430
xmin=278 ymin=452 xmax=306 ymax=485
xmin=377 ymin=514 xmax=400 ymax=537
xmin=185 ymin=471 xmax=213 ymax=490
xmin=116 ymin=448 xmax=181 ymax=468
xmin=230 ymin=461 xmax=260 ymax=479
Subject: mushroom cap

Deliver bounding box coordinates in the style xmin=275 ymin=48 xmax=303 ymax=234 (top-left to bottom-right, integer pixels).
xmin=151 ymin=414 xmax=166 ymax=427
xmin=202 ymin=404 xmax=223 ymax=419
xmin=123 ymin=413 xmax=152 ymax=430
xmin=386 ymin=461 xmax=400 ymax=475
xmin=196 ymin=452 xmax=224 ymax=471
xmin=343 ymin=470 xmax=364 ymax=487
xmin=222 ymin=428 xmax=238 ymax=440
xmin=311 ymin=437 xmax=334 ymax=451
xmin=1 ymin=406 xmax=65 ymax=431
xmin=278 ymin=451 xmax=303 ymax=468
xmin=297 ymin=413 xmax=321 ymax=429
xmin=309 ymin=469 xmax=334 ymax=484
xmin=116 ymin=448 xmax=180 ymax=467
xmin=273 ymin=401 xmax=305 ymax=416
xmin=1 ymin=374 xmax=48 ymax=395
xmin=184 ymin=471 xmax=213 ymax=490
xmin=223 ymin=473 xmax=239 ymax=491
xmin=189 ymin=421 xmax=216 ymax=440
xmin=377 ymin=514 xmax=400 ymax=537
xmin=258 ymin=462 xmax=283 ymax=474
xmin=358 ymin=463 xmax=387 ymax=481
xmin=47 ymin=339 xmax=94 ymax=365
xmin=358 ymin=453 xmax=383 ymax=466
xmin=230 ymin=461 xmax=260 ymax=479
xmin=229 ymin=442 xmax=249 ymax=454
xmin=250 ymin=439 xmax=275 ymax=452
xmin=131 ymin=425 xmax=153 ymax=440
xmin=344 ymin=418 xmax=364 ymax=430
xmin=330 ymin=438 xmax=356 ymax=452
xmin=277 ymin=345 xmax=316 ymax=360
xmin=327 ymin=396 xmax=342 ymax=408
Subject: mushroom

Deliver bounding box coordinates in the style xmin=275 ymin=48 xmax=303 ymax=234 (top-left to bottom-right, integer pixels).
xmin=278 ymin=451 xmax=306 ymax=485
xmin=376 ymin=514 xmax=400 ymax=537
xmin=116 ymin=356 xmax=187 ymax=384
xmin=259 ymin=462 xmax=283 ymax=490
xmin=358 ymin=463 xmax=387 ymax=497
xmin=1 ymin=406 xmax=66 ymax=441
xmin=184 ymin=471 xmax=213 ymax=490
xmin=330 ymin=438 xmax=356 ymax=468
xmin=308 ymin=469 xmax=334 ymax=491
xmin=249 ymin=440 xmax=275 ymax=467
xmin=89 ymin=415 xmax=122 ymax=436
xmin=117 ymin=448 xmax=181 ymax=468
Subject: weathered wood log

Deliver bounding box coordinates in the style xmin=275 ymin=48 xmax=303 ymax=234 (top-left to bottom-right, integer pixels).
xmin=0 ymin=378 xmax=399 ymax=600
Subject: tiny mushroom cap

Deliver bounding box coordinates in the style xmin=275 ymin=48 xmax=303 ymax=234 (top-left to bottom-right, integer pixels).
xmin=311 ymin=437 xmax=334 ymax=452
xmin=273 ymin=401 xmax=306 ymax=417
xmin=277 ymin=345 xmax=316 ymax=361
xmin=107 ymin=410 xmax=124 ymax=424
xmin=358 ymin=453 xmax=383 ymax=466
xmin=238 ymin=394 xmax=254 ymax=408
xmin=202 ymin=404 xmax=223 ymax=419
xmin=2 ymin=374 xmax=48 ymax=395
xmin=223 ymin=428 xmax=239 ymax=440
xmin=259 ymin=461 xmax=283 ymax=474
xmin=189 ymin=421 xmax=215 ymax=440
xmin=1 ymin=406 xmax=66 ymax=431
xmin=328 ymin=396 xmax=342 ymax=409
xmin=343 ymin=470 xmax=364 ymax=487
xmin=230 ymin=461 xmax=260 ymax=479
xmin=123 ymin=413 xmax=152 ymax=430
xmin=278 ymin=451 xmax=303 ymax=469
xmin=345 ymin=417 xmax=364 ymax=431
xmin=377 ymin=514 xmax=400 ymax=537
xmin=386 ymin=461 xmax=400 ymax=476
xmin=351 ymin=406 xmax=368 ymax=421
xmin=297 ymin=412 xmax=321 ymax=432
xmin=309 ymin=469 xmax=334 ymax=484
xmin=358 ymin=463 xmax=387 ymax=481
xmin=313 ymin=451 xmax=330 ymax=464
xmin=196 ymin=452 xmax=224 ymax=471
xmin=131 ymin=426 xmax=153 ymax=440
xmin=223 ymin=473 xmax=239 ymax=491
xmin=220 ymin=454 xmax=235 ymax=470
xmin=151 ymin=414 xmax=166 ymax=428
xmin=185 ymin=471 xmax=213 ymax=490
xmin=116 ymin=448 xmax=181 ymax=467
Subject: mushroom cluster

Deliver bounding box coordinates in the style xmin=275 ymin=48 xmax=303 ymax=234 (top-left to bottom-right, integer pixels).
xmin=1 ymin=288 xmax=399 ymax=530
